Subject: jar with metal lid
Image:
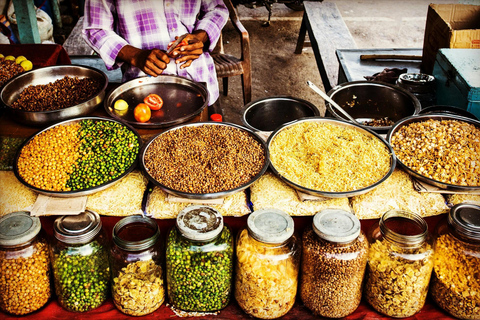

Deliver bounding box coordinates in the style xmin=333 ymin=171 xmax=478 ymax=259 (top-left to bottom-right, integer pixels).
xmin=300 ymin=209 xmax=367 ymax=318
xmin=235 ymin=208 xmax=300 ymax=319
xmin=365 ymin=209 xmax=434 ymax=318
xmin=166 ymin=205 xmax=233 ymax=312
xmin=396 ymin=73 xmax=436 ymax=108
xmin=50 ymin=210 xmax=110 ymax=312
xmin=0 ymin=211 xmax=51 ymax=315
xmin=430 ymin=203 xmax=480 ymax=319
xmin=110 ymin=215 xmax=165 ymax=316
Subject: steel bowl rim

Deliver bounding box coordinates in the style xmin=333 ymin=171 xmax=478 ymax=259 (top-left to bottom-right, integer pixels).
xmin=13 ymin=116 xmax=142 ymax=198
xmin=266 ymin=116 xmax=396 ymax=198
xmin=326 ymin=80 xmax=422 ymax=131
xmin=241 ymin=95 xmax=320 ymax=132
xmin=1 ymin=64 xmax=109 ymax=114
xmin=387 ymin=113 xmax=480 ymax=191
xmin=140 ymin=121 xmax=270 ymax=199
xmin=104 ymin=75 xmax=209 ymax=129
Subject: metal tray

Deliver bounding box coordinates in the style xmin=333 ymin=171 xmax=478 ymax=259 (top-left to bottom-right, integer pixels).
xmin=105 ymin=75 xmax=208 ymax=128
xmin=1 ymin=65 xmax=108 ymax=127
xmin=387 ymin=113 xmax=480 ymax=191
xmin=140 ymin=122 xmax=269 ymax=199
xmin=267 ymin=117 xmax=396 ymax=198
xmin=13 ymin=116 xmax=141 ymax=198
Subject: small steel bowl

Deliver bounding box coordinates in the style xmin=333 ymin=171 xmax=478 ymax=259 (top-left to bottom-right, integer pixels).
xmin=140 ymin=122 xmax=269 ymax=199
xmin=13 ymin=116 xmax=141 ymax=198
xmin=1 ymin=65 xmax=108 ymax=127
xmin=267 ymin=117 xmax=396 ymax=198
xmin=242 ymin=96 xmax=320 ymax=132
xmin=327 ymin=81 xmax=421 ymax=133
xmin=387 ymin=113 xmax=480 ymax=191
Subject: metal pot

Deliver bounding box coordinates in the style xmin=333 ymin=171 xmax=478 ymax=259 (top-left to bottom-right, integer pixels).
xmin=326 ymin=81 xmax=421 ymax=133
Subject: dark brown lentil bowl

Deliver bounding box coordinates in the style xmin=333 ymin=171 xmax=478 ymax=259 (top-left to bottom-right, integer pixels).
xmin=140 ymin=122 xmax=269 ymax=199
xmin=13 ymin=116 xmax=141 ymax=198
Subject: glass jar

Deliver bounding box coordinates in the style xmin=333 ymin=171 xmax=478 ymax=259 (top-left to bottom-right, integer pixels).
xmin=300 ymin=209 xmax=367 ymax=318
xmin=110 ymin=215 xmax=165 ymax=316
xmin=365 ymin=210 xmax=434 ymax=318
xmin=166 ymin=205 xmax=233 ymax=312
xmin=235 ymin=208 xmax=300 ymax=319
xmin=0 ymin=211 xmax=51 ymax=315
xmin=430 ymin=203 xmax=480 ymax=319
xmin=50 ymin=210 xmax=110 ymax=312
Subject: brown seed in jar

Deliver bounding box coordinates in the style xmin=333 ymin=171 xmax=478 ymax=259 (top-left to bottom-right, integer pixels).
xmin=0 ymin=240 xmax=51 ymax=315
xmin=143 ymin=125 xmax=265 ymax=194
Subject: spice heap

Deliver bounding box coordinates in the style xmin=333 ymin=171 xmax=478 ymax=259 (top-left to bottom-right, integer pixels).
xmin=0 ymin=239 xmax=51 ymax=315
xmin=0 ymin=55 xmax=26 ymax=87
xmin=235 ymin=229 xmax=298 ymax=319
xmin=17 ymin=119 xmax=139 ymax=192
xmin=269 ymin=121 xmax=391 ymax=192
xmin=365 ymin=239 xmax=434 ymax=317
xmin=166 ymin=228 xmax=233 ymax=311
xmin=52 ymin=241 xmax=110 ymax=312
xmin=144 ymin=124 xmax=265 ymax=194
xmin=431 ymin=233 xmax=480 ymax=319
xmin=391 ymin=119 xmax=480 ymax=186
xmin=300 ymin=228 xmax=367 ymax=318
xmin=11 ymin=76 xmax=102 ymax=112
xmin=113 ymin=260 xmax=165 ymax=316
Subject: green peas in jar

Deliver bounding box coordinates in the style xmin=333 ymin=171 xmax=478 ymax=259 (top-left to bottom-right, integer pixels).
xmin=166 ymin=206 xmax=233 ymax=312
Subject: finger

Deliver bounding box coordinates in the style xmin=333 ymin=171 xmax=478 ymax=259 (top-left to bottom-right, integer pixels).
xmin=145 ymin=60 xmax=165 ymax=75
xmin=153 ymin=49 xmax=170 ymax=64
xmin=180 ymin=60 xmax=193 ymax=69
xmin=180 ymin=42 xmax=203 ymax=52
xmin=175 ymin=55 xmax=200 ymax=64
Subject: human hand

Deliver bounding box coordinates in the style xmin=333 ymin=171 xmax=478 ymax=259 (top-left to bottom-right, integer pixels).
xmin=169 ymin=31 xmax=208 ymax=69
xmin=118 ymin=46 xmax=170 ymax=77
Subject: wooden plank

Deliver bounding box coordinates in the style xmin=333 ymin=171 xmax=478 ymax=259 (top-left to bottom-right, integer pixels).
xmin=301 ymin=1 xmax=357 ymax=91
xmin=11 ymin=0 xmax=41 ymax=44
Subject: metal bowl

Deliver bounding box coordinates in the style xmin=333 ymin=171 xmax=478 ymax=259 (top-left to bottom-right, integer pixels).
xmin=387 ymin=113 xmax=480 ymax=191
xmin=242 ymin=96 xmax=320 ymax=132
xmin=1 ymin=65 xmax=108 ymax=127
xmin=13 ymin=116 xmax=141 ymax=198
xmin=140 ymin=122 xmax=269 ymax=199
xmin=105 ymin=75 xmax=208 ymax=128
xmin=267 ymin=117 xmax=396 ymax=198
xmin=326 ymin=81 xmax=421 ymax=133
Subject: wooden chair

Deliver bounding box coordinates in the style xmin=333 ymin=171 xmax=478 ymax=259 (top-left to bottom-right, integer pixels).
xmin=212 ymin=0 xmax=252 ymax=105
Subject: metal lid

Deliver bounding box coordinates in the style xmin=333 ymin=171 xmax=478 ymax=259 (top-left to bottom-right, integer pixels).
xmin=449 ymin=203 xmax=480 ymax=241
xmin=313 ymin=209 xmax=360 ymax=243
xmin=113 ymin=215 xmax=160 ymax=251
xmin=0 ymin=211 xmax=41 ymax=247
xmin=54 ymin=210 xmax=102 ymax=244
xmin=247 ymin=208 xmax=294 ymax=244
xmin=176 ymin=205 xmax=223 ymax=241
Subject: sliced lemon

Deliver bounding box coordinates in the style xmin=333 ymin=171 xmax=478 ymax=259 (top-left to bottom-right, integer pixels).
xmin=114 ymin=99 xmax=129 ymax=111
xmin=4 ymin=55 xmax=15 ymax=61
xmin=0 ymin=54 xmax=4 ymax=59
xmin=15 ymin=56 xmax=27 ymax=64
xmin=20 ymin=60 xmax=33 ymax=71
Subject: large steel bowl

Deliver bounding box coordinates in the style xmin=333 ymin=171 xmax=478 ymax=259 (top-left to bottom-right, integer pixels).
xmin=326 ymin=81 xmax=421 ymax=133
xmin=387 ymin=113 xmax=480 ymax=191
xmin=267 ymin=117 xmax=396 ymax=198
xmin=1 ymin=65 xmax=108 ymax=127
xmin=140 ymin=122 xmax=269 ymax=199
xmin=13 ymin=116 xmax=141 ymax=198
xmin=105 ymin=75 xmax=208 ymax=128
xmin=242 ymin=96 xmax=320 ymax=132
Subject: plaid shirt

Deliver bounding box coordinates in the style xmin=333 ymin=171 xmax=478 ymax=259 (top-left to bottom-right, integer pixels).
xmin=82 ymin=0 xmax=228 ymax=105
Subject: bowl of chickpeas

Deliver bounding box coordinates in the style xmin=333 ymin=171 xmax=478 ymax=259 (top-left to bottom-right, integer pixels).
xmin=387 ymin=113 xmax=480 ymax=190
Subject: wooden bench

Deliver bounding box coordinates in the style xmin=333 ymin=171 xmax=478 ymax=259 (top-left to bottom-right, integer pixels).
xmin=295 ymin=1 xmax=357 ymax=92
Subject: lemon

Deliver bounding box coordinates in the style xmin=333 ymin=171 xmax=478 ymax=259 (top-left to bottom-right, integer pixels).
xmin=0 ymin=54 xmax=4 ymax=59
xmin=20 ymin=60 xmax=33 ymax=71
xmin=15 ymin=56 xmax=27 ymax=64
xmin=5 ymin=55 xmax=15 ymax=61
xmin=114 ymin=99 xmax=129 ymax=111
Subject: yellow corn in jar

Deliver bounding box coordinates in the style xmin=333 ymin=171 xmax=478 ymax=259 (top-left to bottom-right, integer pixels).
xmin=235 ymin=209 xmax=300 ymax=319
xmin=365 ymin=210 xmax=434 ymax=318
xmin=431 ymin=203 xmax=480 ymax=319
xmin=0 ymin=211 xmax=51 ymax=315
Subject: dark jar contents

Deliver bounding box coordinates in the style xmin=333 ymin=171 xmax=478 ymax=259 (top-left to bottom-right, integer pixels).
xmin=50 ymin=210 xmax=110 ymax=312
xmin=300 ymin=209 xmax=367 ymax=318
xmin=235 ymin=209 xmax=300 ymax=319
xmin=110 ymin=215 xmax=165 ymax=316
xmin=365 ymin=210 xmax=434 ymax=318
xmin=0 ymin=211 xmax=52 ymax=315
xmin=430 ymin=203 xmax=480 ymax=319
xmin=166 ymin=205 xmax=233 ymax=312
